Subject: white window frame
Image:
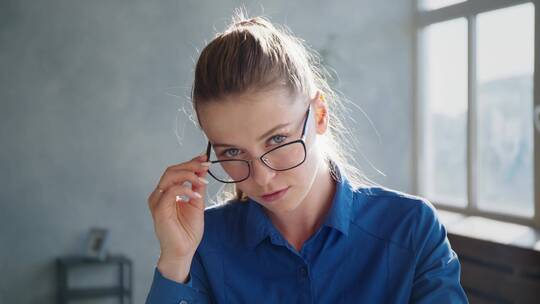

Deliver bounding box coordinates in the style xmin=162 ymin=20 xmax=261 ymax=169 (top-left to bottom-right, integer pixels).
xmin=413 ymin=0 xmax=540 ymax=228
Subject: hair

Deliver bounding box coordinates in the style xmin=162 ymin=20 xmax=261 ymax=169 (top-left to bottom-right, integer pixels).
xmin=190 ymin=8 xmax=372 ymax=203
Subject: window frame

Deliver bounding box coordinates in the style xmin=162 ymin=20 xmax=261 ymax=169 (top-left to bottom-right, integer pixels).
xmin=413 ymin=0 xmax=540 ymax=228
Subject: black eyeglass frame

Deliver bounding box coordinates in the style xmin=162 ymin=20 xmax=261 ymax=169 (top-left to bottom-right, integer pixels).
xmin=205 ymin=105 xmax=311 ymax=184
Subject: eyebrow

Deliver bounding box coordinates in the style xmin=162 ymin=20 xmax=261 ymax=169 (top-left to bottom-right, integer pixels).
xmin=211 ymin=122 xmax=292 ymax=148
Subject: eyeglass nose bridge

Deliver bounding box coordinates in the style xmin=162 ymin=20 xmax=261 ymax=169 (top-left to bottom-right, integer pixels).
xmin=246 ymin=153 xmax=274 ymax=172
xmin=243 ymin=154 xmax=278 ymax=184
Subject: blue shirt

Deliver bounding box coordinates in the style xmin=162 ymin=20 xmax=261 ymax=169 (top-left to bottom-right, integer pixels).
xmin=146 ymin=171 xmax=468 ymax=303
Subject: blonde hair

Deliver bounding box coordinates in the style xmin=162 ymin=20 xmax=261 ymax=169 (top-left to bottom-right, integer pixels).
xmin=191 ymin=9 xmax=371 ymax=202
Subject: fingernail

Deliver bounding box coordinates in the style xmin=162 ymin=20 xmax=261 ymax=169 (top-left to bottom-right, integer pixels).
xmin=193 ymin=192 xmax=202 ymax=198
xmin=176 ymin=195 xmax=189 ymax=202
xmin=198 ymin=177 xmax=209 ymax=185
xmin=200 ymin=162 xmax=211 ymax=167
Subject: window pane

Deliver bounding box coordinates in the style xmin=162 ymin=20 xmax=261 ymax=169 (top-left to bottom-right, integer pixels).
xmin=421 ymin=0 xmax=466 ymax=11
xmin=476 ymin=3 xmax=535 ymax=217
xmin=421 ymin=18 xmax=468 ymax=207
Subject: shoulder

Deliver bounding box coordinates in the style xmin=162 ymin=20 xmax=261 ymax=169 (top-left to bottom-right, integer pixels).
xmin=349 ymin=186 xmax=440 ymax=250
xmin=198 ymin=200 xmax=249 ymax=249
xmin=204 ymin=199 xmax=247 ymax=216
xmin=203 ymin=199 xmax=249 ymax=230
xmin=353 ymin=186 xmax=435 ymax=215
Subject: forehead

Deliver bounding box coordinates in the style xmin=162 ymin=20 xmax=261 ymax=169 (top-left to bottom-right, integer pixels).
xmin=198 ymin=89 xmax=306 ymax=145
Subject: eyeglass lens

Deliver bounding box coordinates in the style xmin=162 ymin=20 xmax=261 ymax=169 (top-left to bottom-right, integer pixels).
xmin=208 ymin=141 xmax=306 ymax=183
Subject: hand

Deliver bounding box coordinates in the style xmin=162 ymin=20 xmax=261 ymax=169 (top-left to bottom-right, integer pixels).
xmin=147 ymin=154 xmax=210 ymax=264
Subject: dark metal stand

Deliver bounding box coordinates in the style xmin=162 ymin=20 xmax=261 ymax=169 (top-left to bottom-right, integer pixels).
xmin=56 ymin=255 xmax=132 ymax=304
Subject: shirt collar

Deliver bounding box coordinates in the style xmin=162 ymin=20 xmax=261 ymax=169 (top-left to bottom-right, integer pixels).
xmin=321 ymin=166 xmax=354 ymax=236
xmin=243 ymin=198 xmax=274 ymax=248
xmin=243 ymin=164 xmax=354 ymax=248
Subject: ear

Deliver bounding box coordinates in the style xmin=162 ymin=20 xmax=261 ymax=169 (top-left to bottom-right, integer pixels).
xmin=311 ymin=90 xmax=329 ymax=135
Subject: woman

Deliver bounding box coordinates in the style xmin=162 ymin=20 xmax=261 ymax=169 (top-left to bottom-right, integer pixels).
xmin=146 ymin=12 xmax=468 ymax=304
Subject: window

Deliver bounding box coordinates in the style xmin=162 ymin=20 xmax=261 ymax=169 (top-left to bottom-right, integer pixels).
xmin=421 ymin=18 xmax=468 ymax=208
xmin=416 ymin=0 xmax=539 ymax=227
xmin=420 ymin=0 xmax=467 ymax=11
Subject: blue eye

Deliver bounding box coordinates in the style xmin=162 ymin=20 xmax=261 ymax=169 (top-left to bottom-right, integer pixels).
xmin=222 ymin=148 xmax=241 ymax=158
xmin=270 ymin=135 xmax=287 ymax=145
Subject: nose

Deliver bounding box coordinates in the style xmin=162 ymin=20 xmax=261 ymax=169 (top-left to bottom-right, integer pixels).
xmin=250 ymin=158 xmax=276 ymax=187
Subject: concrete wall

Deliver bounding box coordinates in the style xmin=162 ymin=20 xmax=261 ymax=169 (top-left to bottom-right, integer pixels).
xmin=0 ymin=0 xmax=414 ymax=302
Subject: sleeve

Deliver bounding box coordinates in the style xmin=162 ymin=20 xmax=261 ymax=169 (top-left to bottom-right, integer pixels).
xmin=409 ymin=200 xmax=469 ymax=304
xmin=145 ymin=252 xmax=213 ymax=304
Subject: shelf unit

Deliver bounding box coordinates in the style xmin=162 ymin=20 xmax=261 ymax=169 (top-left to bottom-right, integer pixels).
xmin=56 ymin=255 xmax=132 ymax=304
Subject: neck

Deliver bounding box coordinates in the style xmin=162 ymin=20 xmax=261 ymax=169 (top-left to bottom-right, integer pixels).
xmin=267 ymin=161 xmax=337 ymax=251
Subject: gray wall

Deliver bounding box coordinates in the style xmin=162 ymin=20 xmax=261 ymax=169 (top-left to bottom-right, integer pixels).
xmin=0 ymin=0 xmax=414 ymax=303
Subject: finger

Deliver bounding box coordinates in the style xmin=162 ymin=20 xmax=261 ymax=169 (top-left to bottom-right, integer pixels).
xmin=157 ymin=169 xmax=209 ymax=193
xmin=154 ymin=184 xmax=204 ymax=212
xmin=192 ymin=153 xmax=209 ymax=197
xmin=189 ymin=170 xmax=208 ymax=210
xmin=148 ymin=171 xmax=206 ymax=210
xmin=156 ymin=157 xmax=210 ymax=187
xmin=172 ymin=184 xmax=205 ymax=212
xmin=189 ymin=154 xmax=209 ymax=209
xmin=165 ymin=154 xmax=209 ymax=171
xmin=192 ymin=167 xmax=208 ymax=195
xmin=162 ymin=160 xmax=211 ymax=179
xmin=149 ymin=154 xmax=210 ymax=208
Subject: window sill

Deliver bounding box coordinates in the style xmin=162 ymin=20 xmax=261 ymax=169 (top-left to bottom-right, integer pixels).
xmin=437 ymin=209 xmax=540 ymax=252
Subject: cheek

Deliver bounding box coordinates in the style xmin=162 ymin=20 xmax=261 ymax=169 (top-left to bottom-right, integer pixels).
xmin=235 ymin=182 xmax=250 ymax=196
xmin=236 ymin=148 xmax=321 ymax=196
xmin=285 ymin=154 xmax=319 ymax=190
xmin=304 ymin=141 xmax=323 ymax=171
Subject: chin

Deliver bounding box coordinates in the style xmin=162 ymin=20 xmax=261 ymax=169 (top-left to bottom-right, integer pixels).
xmin=265 ymin=191 xmax=304 ymax=213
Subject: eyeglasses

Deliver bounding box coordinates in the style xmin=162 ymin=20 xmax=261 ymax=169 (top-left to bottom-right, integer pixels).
xmin=205 ymin=105 xmax=311 ymax=183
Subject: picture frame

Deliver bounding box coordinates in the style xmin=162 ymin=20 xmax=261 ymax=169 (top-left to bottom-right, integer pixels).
xmin=83 ymin=227 xmax=110 ymax=261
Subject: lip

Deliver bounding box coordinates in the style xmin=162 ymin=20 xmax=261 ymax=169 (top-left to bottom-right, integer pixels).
xmin=261 ymin=187 xmax=290 ymax=203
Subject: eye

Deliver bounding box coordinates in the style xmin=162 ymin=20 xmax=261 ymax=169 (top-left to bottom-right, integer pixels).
xmin=221 ymin=148 xmax=241 ymax=158
xmin=269 ymin=134 xmax=288 ymax=145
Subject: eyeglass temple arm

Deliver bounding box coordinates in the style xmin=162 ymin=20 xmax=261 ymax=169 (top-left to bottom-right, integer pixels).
xmin=206 ymin=142 xmax=212 ymax=161
xmin=300 ymin=105 xmax=311 ymax=141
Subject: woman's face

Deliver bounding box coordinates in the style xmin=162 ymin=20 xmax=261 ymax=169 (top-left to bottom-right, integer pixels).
xmin=198 ymin=87 xmax=328 ymax=214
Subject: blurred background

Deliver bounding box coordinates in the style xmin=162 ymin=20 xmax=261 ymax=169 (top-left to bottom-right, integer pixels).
xmin=0 ymin=0 xmax=538 ymax=303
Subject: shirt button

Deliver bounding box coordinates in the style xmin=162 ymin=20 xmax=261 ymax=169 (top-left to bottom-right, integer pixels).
xmin=298 ymin=266 xmax=308 ymax=278
xmin=179 ymin=300 xmax=188 ymax=304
